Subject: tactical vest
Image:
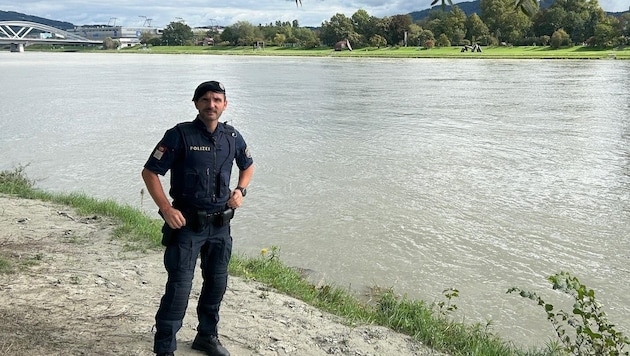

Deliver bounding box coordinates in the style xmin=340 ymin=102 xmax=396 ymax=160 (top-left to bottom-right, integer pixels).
xmin=169 ymin=121 xmax=237 ymax=210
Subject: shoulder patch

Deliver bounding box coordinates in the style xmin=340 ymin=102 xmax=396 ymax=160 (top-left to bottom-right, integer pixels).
xmin=153 ymin=144 xmax=167 ymax=160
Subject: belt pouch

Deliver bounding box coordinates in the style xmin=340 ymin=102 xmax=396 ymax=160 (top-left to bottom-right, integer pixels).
xmin=214 ymin=208 xmax=235 ymax=226
xmin=195 ymin=210 xmax=208 ymax=232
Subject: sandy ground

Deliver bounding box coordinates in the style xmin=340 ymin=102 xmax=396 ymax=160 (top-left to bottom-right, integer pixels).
xmin=0 ymin=194 xmax=448 ymax=356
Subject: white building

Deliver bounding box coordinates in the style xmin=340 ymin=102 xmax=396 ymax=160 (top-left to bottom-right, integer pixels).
xmin=68 ymin=25 xmax=163 ymax=47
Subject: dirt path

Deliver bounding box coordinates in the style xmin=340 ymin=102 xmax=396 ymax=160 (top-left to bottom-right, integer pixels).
xmin=0 ymin=194 xmax=446 ymax=356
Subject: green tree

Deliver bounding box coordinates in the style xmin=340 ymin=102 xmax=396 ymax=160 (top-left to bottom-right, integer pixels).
xmin=531 ymin=7 xmax=567 ymax=38
xmin=369 ymin=34 xmax=387 ymax=48
xmin=220 ymin=21 xmax=261 ymax=46
xmin=466 ymin=13 xmax=490 ymax=43
xmin=292 ymin=27 xmax=319 ymax=46
xmin=589 ymin=20 xmax=619 ymax=47
xmin=425 ymin=11 xmax=449 ymax=43
xmin=220 ymin=26 xmax=238 ymax=45
xmin=102 ymin=37 xmax=118 ymax=50
xmin=406 ymin=23 xmax=423 ymax=46
xmin=319 ymin=13 xmax=357 ymax=46
xmin=161 ymin=21 xmax=193 ymax=46
xmin=352 ymin=9 xmax=380 ymax=47
xmin=146 ymin=37 xmax=162 ymax=47
xmin=388 ymin=14 xmax=413 ymax=46
xmin=444 ymin=6 xmax=468 ymax=45
xmin=547 ymin=0 xmax=607 ymax=43
xmin=139 ymin=31 xmax=157 ymax=45
xmin=480 ymin=0 xmax=533 ymax=43
xmin=436 ymin=33 xmax=451 ymax=46
xmin=418 ymin=29 xmax=436 ymax=45
xmin=274 ymin=33 xmax=287 ymax=46
xmin=375 ymin=16 xmax=392 ymax=45
xmin=550 ymin=28 xmax=571 ymax=48
xmin=619 ymin=13 xmax=630 ymax=39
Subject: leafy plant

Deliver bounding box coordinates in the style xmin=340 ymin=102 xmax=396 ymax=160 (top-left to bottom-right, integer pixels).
xmin=434 ymin=287 xmax=459 ymax=317
xmin=508 ymin=272 xmax=629 ymax=355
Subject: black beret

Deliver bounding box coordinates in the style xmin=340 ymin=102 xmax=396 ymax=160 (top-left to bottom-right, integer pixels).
xmin=192 ymin=81 xmax=226 ymax=101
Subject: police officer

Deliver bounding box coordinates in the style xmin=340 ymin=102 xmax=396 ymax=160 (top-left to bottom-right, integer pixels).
xmin=141 ymin=80 xmax=254 ymax=356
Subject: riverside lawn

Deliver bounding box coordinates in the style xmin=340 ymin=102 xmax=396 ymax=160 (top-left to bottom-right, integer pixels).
xmin=27 ymin=43 xmax=630 ymax=60
xmin=0 ymin=167 xmax=587 ymax=356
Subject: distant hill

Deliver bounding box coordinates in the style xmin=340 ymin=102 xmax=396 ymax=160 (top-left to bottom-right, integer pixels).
xmin=2 ymin=5 xmax=627 ymax=32
xmin=408 ymin=0 xmax=625 ymax=22
xmin=0 ymin=10 xmax=74 ymax=30
xmin=409 ymin=0 xmax=480 ymax=21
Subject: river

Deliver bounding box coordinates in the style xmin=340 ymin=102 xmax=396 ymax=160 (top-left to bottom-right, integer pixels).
xmin=1 ymin=51 xmax=629 ymax=348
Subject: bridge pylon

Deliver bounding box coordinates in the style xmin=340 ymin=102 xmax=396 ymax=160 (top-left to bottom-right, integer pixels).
xmin=10 ymin=43 xmax=24 ymax=52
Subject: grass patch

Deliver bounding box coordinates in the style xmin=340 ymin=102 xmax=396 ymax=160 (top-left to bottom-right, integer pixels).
xmin=0 ymin=166 xmax=561 ymax=355
xmin=0 ymin=165 xmax=162 ymax=251
xmin=26 ymin=44 xmax=630 ymax=60
xmin=0 ymin=256 xmax=13 ymax=274
xmin=0 ymin=252 xmax=43 ymax=274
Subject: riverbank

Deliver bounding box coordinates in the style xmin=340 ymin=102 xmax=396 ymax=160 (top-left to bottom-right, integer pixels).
xmin=0 ymin=167 xmax=548 ymax=355
xmin=0 ymin=193 xmax=449 ymax=356
xmin=26 ymin=43 xmax=630 ymax=60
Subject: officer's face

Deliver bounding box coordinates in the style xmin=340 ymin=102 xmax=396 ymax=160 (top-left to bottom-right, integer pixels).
xmin=194 ymin=91 xmax=228 ymax=123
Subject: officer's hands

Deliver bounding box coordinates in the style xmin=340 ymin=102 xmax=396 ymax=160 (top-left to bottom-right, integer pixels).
xmin=227 ymin=189 xmax=244 ymax=209
xmin=160 ymin=206 xmax=186 ymax=229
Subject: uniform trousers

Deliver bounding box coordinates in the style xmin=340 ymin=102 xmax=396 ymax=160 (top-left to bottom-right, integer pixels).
xmin=153 ymin=222 xmax=232 ymax=354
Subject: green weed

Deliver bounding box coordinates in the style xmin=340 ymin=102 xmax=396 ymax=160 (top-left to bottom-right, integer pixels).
xmin=508 ymin=272 xmax=630 ymax=355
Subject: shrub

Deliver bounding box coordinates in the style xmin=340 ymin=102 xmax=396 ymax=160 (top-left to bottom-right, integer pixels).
xmin=436 ymin=34 xmax=451 ymax=47
xmin=508 ymin=272 xmax=629 ymax=355
xmin=550 ymin=29 xmax=571 ymax=49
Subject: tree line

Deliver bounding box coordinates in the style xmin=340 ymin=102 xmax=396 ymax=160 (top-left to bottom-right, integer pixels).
xmin=139 ymin=0 xmax=629 ymax=49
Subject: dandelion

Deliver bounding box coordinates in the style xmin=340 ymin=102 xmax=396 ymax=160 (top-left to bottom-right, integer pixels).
xmin=260 ymin=248 xmax=268 ymax=256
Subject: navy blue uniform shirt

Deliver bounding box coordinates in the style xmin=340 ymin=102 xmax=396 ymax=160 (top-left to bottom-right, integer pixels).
xmin=144 ymin=118 xmax=253 ymax=210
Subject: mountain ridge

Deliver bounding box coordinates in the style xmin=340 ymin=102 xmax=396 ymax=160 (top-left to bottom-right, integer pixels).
xmin=409 ymin=0 xmax=626 ymax=21
xmin=2 ymin=2 xmax=628 ymax=30
xmin=0 ymin=10 xmax=74 ymax=29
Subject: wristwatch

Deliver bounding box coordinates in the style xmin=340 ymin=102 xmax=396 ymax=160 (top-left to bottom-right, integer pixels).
xmin=235 ymin=186 xmax=247 ymax=197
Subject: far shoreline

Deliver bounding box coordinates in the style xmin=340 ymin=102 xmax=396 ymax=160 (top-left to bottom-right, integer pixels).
xmin=23 ymin=43 xmax=630 ymax=60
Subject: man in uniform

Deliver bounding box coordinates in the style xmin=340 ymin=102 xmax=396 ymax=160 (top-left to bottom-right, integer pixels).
xmin=142 ymin=80 xmax=254 ymax=356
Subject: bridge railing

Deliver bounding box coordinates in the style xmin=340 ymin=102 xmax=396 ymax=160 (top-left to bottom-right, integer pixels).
xmin=0 ymin=21 xmax=100 ymax=44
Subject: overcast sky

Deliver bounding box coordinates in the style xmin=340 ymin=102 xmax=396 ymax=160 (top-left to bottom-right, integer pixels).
xmin=1 ymin=0 xmax=628 ymax=28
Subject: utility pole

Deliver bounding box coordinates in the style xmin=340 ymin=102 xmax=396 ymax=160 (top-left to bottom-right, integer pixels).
xmin=139 ymin=16 xmax=153 ymax=27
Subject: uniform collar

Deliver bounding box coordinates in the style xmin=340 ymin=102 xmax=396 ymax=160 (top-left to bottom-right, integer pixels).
xmin=193 ymin=117 xmax=224 ymax=135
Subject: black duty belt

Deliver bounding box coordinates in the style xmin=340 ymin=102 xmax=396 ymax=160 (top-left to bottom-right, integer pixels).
xmin=196 ymin=207 xmax=235 ymax=228
xmin=168 ymin=204 xmax=236 ymax=230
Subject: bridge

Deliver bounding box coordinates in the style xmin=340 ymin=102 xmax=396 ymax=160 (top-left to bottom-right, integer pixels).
xmin=0 ymin=21 xmax=102 ymax=52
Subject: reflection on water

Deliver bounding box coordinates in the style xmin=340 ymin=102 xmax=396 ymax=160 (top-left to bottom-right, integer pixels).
xmin=1 ymin=52 xmax=629 ymax=347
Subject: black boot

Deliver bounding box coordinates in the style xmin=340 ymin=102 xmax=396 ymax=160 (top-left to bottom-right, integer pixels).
xmin=191 ymin=334 xmax=230 ymax=356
